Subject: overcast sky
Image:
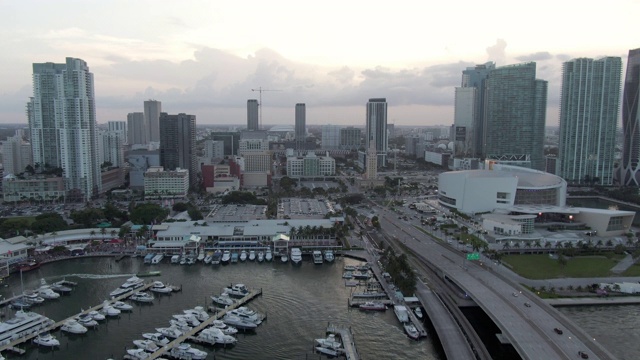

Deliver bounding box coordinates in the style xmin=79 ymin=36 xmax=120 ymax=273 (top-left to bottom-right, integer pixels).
xmin=0 ymin=0 xmax=637 ymax=127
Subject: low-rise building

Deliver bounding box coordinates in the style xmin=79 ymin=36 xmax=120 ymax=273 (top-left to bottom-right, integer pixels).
xmin=286 ymin=152 xmax=335 ymax=177
xmin=2 ymin=174 xmax=65 ymax=203
xmin=143 ymin=166 xmax=189 ymax=199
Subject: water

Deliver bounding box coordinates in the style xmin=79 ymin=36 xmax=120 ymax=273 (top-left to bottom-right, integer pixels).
xmin=1 ymin=257 xmax=438 ymax=360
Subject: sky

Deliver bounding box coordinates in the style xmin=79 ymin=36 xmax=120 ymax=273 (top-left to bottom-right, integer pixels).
xmin=0 ymin=0 xmax=638 ymax=127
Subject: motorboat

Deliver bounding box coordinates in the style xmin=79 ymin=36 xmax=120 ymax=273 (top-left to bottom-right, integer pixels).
xmin=155 ymin=326 xmax=183 ymax=339
xmin=100 ymin=300 xmax=122 ymax=317
xmin=196 ymin=327 xmax=237 ymax=345
xmin=315 ymin=333 xmax=342 ymax=350
xmin=9 ymin=298 xmax=31 ymax=310
xmin=316 ymin=346 xmax=341 ymax=357
xmin=130 ymin=291 xmax=155 ymax=303
xmin=50 ymin=281 xmax=72 ymax=294
xmin=248 ymin=250 xmax=256 ymax=261
xmin=342 ymin=272 xmax=353 ymax=279
xmin=265 ymin=249 xmax=273 ymax=262
xmin=186 ymin=257 xmax=195 ymax=265
xmin=133 ymin=339 xmax=160 ymax=353
xmin=211 ymin=292 xmax=236 ymax=307
xmin=224 ymin=283 xmax=249 ymax=297
xmin=23 ymin=291 xmax=45 ymax=304
xmin=61 ymin=319 xmax=88 ymax=334
xmin=324 ymin=250 xmax=335 ymax=262
xmin=142 ymin=332 xmax=170 ymax=346
xmin=197 ymin=251 xmax=205 ymax=262
xmin=170 ymin=255 xmax=180 ymax=264
xmin=149 ymin=281 xmax=173 ymax=294
xmin=18 ymin=259 xmax=40 ymax=272
xmin=394 ymin=305 xmax=409 ymax=323
xmin=230 ymin=252 xmax=239 ymax=263
xmin=221 ymin=314 xmax=258 ymax=330
xmin=170 ymin=343 xmax=207 ymax=360
xmin=404 ymin=322 xmax=420 ymax=340
xmin=169 ymin=320 xmax=193 ymax=333
xmin=359 ymin=301 xmax=387 ymax=311
xmin=352 ymin=271 xmax=371 ymax=280
xmin=151 ymin=254 xmax=164 ymax=264
xmin=88 ymin=310 xmax=105 ymax=321
xmin=109 ymin=276 xmax=144 ymax=298
xmin=221 ymin=250 xmax=231 ymax=264
xmin=313 ymin=250 xmax=323 ymax=264
xmin=344 ymin=265 xmax=357 ymax=271
xmin=211 ymin=250 xmax=222 ymax=265
xmin=0 ymin=310 xmax=54 ymax=346
xmin=414 ymin=307 xmax=424 ymax=319
xmin=172 ymin=314 xmax=201 ymax=327
xmin=257 ymin=251 xmax=264 ymax=262
xmin=126 ymin=348 xmax=150 ymax=359
xmin=239 ymin=250 xmax=247 ymax=262
xmin=290 ymin=248 xmax=302 ymax=265
xmin=37 ymin=287 xmax=60 ymax=300
xmin=211 ymin=320 xmax=238 ymax=335
xmin=76 ymin=313 xmax=98 ymax=328
xmin=280 ymin=253 xmax=288 ymax=263
xmin=33 ymin=332 xmax=60 ymax=347
xmin=179 ymin=257 xmax=186 ymax=265
xmin=112 ymin=301 xmax=133 ymax=311
xmin=203 ymin=252 xmax=213 ymax=264
xmin=357 ymin=263 xmax=371 ymax=271
xmin=144 ymin=253 xmax=155 ymax=264
xmin=229 ymin=306 xmax=262 ymax=324
xmin=183 ymin=306 xmax=210 ymax=322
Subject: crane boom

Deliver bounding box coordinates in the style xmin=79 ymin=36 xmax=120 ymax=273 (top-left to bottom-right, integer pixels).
xmin=251 ymin=87 xmax=282 ymax=130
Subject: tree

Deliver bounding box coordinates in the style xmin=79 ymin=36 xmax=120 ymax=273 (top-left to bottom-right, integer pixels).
xmin=70 ymin=208 xmax=104 ymax=228
xmin=129 ymin=203 xmax=169 ymax=225
xmin=557 ymin=253 xmax=568 ymax=269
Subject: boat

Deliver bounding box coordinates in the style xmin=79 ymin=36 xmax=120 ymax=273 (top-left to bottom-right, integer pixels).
xmin=10 ymin=298 xmax=31 ymax=309
xmin=221 ymin=250 xmax=231 ymax=264
xmin=313 ymin=250 xmax=323 ymax=264
xmin=203 ymin=252 xmax=213 ymax=264
xmin=342 ymin=272 xmax=353 ymax=279
xmin=344 ymin=265 xmax=356 ymax=271
xmin=143 ymin=253 xmax=155 ymax=264
xmin=239 ymin=250 xmax=247 ymax=262
xmin=345 ymin=280 xmax=359 ymax=287
xmin=100 ymin=300 xmax=122 ymax=316
xmin=211 ymin=250 xmax=222 ymax=265
xmin=37 ymin=286 xmax=60 ymax=300
xmin=290 ymin=248 xmax=302 ymax=264
xmin=133 ymin=339 xmax=160 ymax=353
xmin=136 ymin=270 xmax=161 ymax=278
xmin=170 ymin=343 xmax=208 ymax=360
xmin=221 ymin=314 xmax=258 ymax=330
xmin=172 ymin=314 xmax=201 ymax=327
xmin=23 ymin=291 xmax=45 ymax=304
xmin=155 ymin=326 xmax=183 ymax=339
xmin=414 ymin=307 xmax=424 ymax=319
xmin=315 ymin=333 xmax=342 ymax=350
xmin=50 ymin=281 xmax=72 ymax=294
xmin=168 ymin=320 xmax=192 ymax=333
xmin=211 ymin=292 xmax=236 ymax=307
xmin=229 ymin=306 xmax=263 ymax=325
xmin=265 ymin=249 xmax=273 ymax=262
xmin=224 ymin=283 xmax=249 ymax=297
xmin=357 ymin=263 xmax=371 ymax=271
xmin=0 ymin=310 xmax=54 ymax=346
xmin=359 ymin=301 xmax=387 ymax=311
xmin=142 ymin=332 xmax=171 ymax=346
xmin=211 ymin=320 xmax=238 ymax=335
xmin=230 ymin=252 xmax=239 ymax=263
xmin=196 ymin=327 xmax=237 ymax=345
xmin=257 ymin=251 xmax=264 ymax=262
xmin=33 ymin=332 xmax=60 ymax=347
xmin=149 ymin=281 xmax=173 ymax=294
xmin=324 ymin=250 xmax=335 ymax=262
xmin=109 ymin=276 xmax=144 ymax=297
xmin=316 ymin=346 xmax=341 ymax=357
xmin=280 ymin=253 xmax=288 ymax=263
xmin=126 ymin=348 xmax=151 ymax=359
xmin=18 ymin=259 xmax=41 ymax=272
xmin=76 ymin=313 xmax=98 ymax=328
xmin=170 ymin=255 xmax=180 ymax=264
xmin=183 ymin=306 xmax=210 ymax=322
xmin=197 ymin=251 xmax=205 ymax=262
xmin=130 ymin=291 xmax=155 ymax=303
xmin=394 ymin=305 xmax=409 ymax=323
xmin=249 ymin=250 xmax=256 ymax=261
xmin=186 ymin=257 xmax=195 ymax=265
xmin=179 ymin=257 xmax=186 ymax=265
xmin=352 ymin=271 xmax=371 ymax=280
xmin=61 ymin=319 xmax=88 ymax=334
xmin=88 ymin=310 xmax=105 ymax=321
xmin=112 ymin=301 xmax=133 ymax=311
xmin=151 ymin=254 xmax=164 ymax=264
xmin=404 ymin=322 xmax=420 ymax=340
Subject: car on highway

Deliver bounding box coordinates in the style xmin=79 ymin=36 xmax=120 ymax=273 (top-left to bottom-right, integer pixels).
xmin=553 ymin=328 xmax=563 ymax=335
xmin=524 ymin=302 xmax=531 ymax=307
xmin=578 ymin=350 xmax=589 ymax=359
xmin=512 ymin=292 xmax=519 ymax=297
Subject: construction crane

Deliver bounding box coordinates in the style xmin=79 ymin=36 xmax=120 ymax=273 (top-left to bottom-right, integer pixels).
xmin=251 ymin=87 xmax=282 ymax=130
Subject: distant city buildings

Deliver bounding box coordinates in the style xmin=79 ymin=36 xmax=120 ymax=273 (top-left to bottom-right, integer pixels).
xmin=618 ymin=48 xmax=640 ymax=186
xmin=286 ymin=152 xmax=336 ymax=177
xmin=159 ymin=113 xmax=196 ymax=186
xmin=321 ymin=125 xmax=341 ymax=149
xmin=295 ymin=103 xmax=306 ymax=150
xmin=558 ymin=57 xmax=622 ymax=186
xmin=144 ymin=100 xmax=161 ymax=143
xmin=340 ymin=127 xmax=361 ymax=150
xmin=127 ymin=112 xmax=146 ymax=145
xmin=143 ymin=166 xmax=189 ymax=199
xmin=247 ymin=99 xmax=259 ymax=131
xmin=1 ymin=131 xmax=32 ymax=175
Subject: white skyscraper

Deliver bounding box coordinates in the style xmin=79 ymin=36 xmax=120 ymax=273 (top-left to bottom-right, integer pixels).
xmin=27 ymin=57 xmax=101 ymax=200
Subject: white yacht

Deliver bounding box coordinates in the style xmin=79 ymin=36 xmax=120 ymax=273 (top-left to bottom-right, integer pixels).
xmin=112 ymin=301 xmax=133 ymax=311
xmin=211 ymin=291 xmax=236 ymax=307
xmin=224 ymin=283 xmax=249 ymax=297
xmin=290 ymin=248 xmax=302 ymax=265
xmin=170 ymin=343 xmax=207 ymax=360
xmin=88 ymin=310 xmax=105 ymax=321
xmin=203 ymin=253 xmax=213 ymax=264
xmin=404 ymin=322 xmax=420 ymax=340
xmin=265 ymin=249 xmax=273 ymax=262
xmin=414 ymin=307 xmax=423 ymax=319
xmin=324 ymin=250 xmax=335 ymax=262
xmin=197 ymin=251 xmax=205 ymax=262
xmin=221 ymin=314 xmax=258 ymax=330
xmin=280 ymin=253 xmax=288 ymax=263
xmin=37 ymin=287 xmax=60 ymax=300
xmin=313 ymin=250 xmax=323 ymax=264
xmin=142 ymin=332 xmax=170 ymax=346
xmin=151 ymin=254 xmax=164 ymax=264
xmin=109 ymin=276 xmax=144 ymax=298
xmin=196 ymin=327 xmax=237 ymax=345
xmin=126 ymin=348 xmax=150 ymax=359
xmin=248 ymin=250 xmax=256 ymax=261
xmin=149 ymin=281 xmax=173 ymax=294
xmin=130 ymin=291 xmax=155 ymax=303
xmin=229 ymin=306 xmax=263 ymax=325
xmin=0 ymin=310 xmax=54 ymax=346
xmin=239 ymin=250 xmax=247 ymax=262
xmin=221 ymin=250 xmax=231 ymax=264
xmin=170 ymin=254 xmax=180 ymax=264
xmin=211 ymin=320 xmax=238 ymax=335
xmin=393 ymin=305 xmax=409 ymax=323
xmin=155 ymin=326 xmax=183 ymax=339
xmin=315 ymin=333 xmax=342 ymax=350
xmin=183 ymin=306 xmax=210 ymax=322
xmin=32 ymin=332 xmax=60 ymax=347
xmin=133 ymin=339 xmax=160 ymax=353
xmin=23 ymin=292 xmax=45 ymax=304
xmin=172 ymin=314 xmax=201 ymax=327
xmin=75 ymin=313 xmax=98 ymax=328
xmin=100 ymin=300 xmax=122 ymax=317
xmin=61 ymin=319 xmax=88 ymax=334
xmin=169 ymin=320 xmax=193 ymax=333
xmin=257 ymin=251 xmax=264 ymax=262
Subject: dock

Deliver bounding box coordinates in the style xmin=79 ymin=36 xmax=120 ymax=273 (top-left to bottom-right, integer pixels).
xmin=326 ymin=323 xmax=360 ymax=360
xmin=145 ymin=288 xmax=263 ymax=360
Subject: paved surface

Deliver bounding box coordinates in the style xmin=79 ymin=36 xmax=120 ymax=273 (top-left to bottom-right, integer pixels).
xmin=610 ymin=254 xmax=635 ymax=274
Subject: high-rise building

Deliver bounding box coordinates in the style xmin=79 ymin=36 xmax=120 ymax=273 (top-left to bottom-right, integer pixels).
xmin=340 ymin=127 xmax=361 ymax=150
xmin=483 ymin=62 xmax=547 ymax=170
xmin=144 ymin=100 xmax=161 ymax=142
xmin=295 ymin=103 xmax=306 ymax=150
xmin=98 ymin=129 xmax=125 ymax=168
xmin=1 ymin=132 xmax=32 ymax=175
xmin=321 ymin=125 xmax=341 ymax=149
xmin=365 ymin=98 xmax=388 ymax=167
xmin=247 ymin=99 xmax=259 ymax=131
xmin=558 ymin=57 xmax=622 ymax=185
xmin=27 ymin=57 xmax=101 ymax=200
xmin=159 ymin=113 xmax=196 ymax=186
xmin=127 ymin=112 xmax=146 ymax=145
xmin=619 ymin=48 xmax=640 ymax=186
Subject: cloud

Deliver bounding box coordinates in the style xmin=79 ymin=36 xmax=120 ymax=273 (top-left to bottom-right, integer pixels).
xmin=515 ymin=52 xmax=553 ymax=62
xmin=486 ymin=39 xmax=507 ymax=65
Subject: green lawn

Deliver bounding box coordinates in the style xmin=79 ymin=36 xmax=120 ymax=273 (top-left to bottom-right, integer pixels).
xmin=622 ymin=263 xmax=640 ymax=276
xmin=502 ymin=254 xmax=625 ymax=279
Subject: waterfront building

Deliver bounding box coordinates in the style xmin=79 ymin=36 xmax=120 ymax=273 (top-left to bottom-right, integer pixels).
xmin=321 ymin=125 xmax=341 ymax=149
xmin=558 ymin=57 xmax=622 ymax=186
xmin=295 ymin=103 xmax=306 ymax=150
xmin=143 ymin=166 xmax=189 ymax=199
xmin=340 ymin=127 xmax=361 ymax=150
xmin=365 ymin=98 xmax=388 ymax=168
xmin=247 ymin=99 xmax=259 ymax=131
xmin=618 ymin=48 xmax=640 ymax=186
xmin=27 ymin=57 xmax=101 ymax=200
xmin=483 ymin=62 xmax=547 ymax=171
xmin=144 ymin=100 xmax=161 ymax=143
xmin=127 ymin=112 xmax=147 ymax=145
xmin=286 ymin=152 xmax=336 ymax=177
xmin=159 ymin=113 xmax=197 ymax=186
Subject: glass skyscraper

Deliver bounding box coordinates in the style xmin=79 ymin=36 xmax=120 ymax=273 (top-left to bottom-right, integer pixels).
xmin=365 ymin=98 xmax=388 ymax=167
xmin=558 ymin=57 xmax=622 ymax=185
xmin=159 ymin=113 xmax=197 ymax=186
xmin=247 ymin=99 xmax=259 ymax=131
xmin=619 ymin=48 xmax=640 ymax=186
xmin=295 ymin=103 xmax=306 ymax=150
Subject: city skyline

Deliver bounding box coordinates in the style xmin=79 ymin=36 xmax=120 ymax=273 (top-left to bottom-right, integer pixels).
xmin=0 ymin=1 xmax=637 ymax=126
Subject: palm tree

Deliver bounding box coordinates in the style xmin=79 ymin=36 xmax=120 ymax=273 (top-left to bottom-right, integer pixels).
xmin=110 ymin=229 xmax=117 ymax=238
xmin=544 ymin=241 xmax=552 ymax=249
xmin=534 ymin=240 xmax=542 ymax=248
xmin=100 ymin=227 xmax=107 ymax=239
xmin=502 ymin=242 xmax=511 ymax=250
xmin=90 ymin=230 xmax=96 ymax=241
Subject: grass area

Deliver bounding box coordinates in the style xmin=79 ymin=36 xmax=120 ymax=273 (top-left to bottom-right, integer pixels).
xmin=3 ymin=216 xmax=37 ymax=225
xmin=622 ymin=262 xmax=640 ymax=276
xmin=502 ymin=253 xmax=625 ymax=279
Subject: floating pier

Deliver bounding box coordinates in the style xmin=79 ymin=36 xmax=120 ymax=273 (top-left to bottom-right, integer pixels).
xmin=326 ymin=323 xmax=360 ymax=360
